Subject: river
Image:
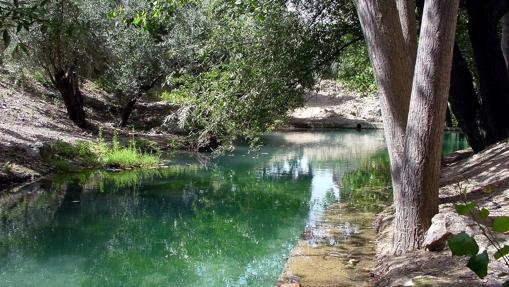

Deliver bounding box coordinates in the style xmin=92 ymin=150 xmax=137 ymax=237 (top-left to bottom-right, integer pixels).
xmin=0 ymin=130 xmax=467 ymax=287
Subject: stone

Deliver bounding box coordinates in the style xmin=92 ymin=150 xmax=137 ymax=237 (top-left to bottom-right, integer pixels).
xmin=423 ymin=212 xmax=473 ymax=252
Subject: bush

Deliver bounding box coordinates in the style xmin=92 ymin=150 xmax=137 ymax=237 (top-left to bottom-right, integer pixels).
xmin=333 ymin=41 xmax=377 ymax=95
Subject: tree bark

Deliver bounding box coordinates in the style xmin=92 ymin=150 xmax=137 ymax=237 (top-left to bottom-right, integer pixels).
xmin=119 ymin=96 xmax=138 ymax=128
xmin=467 ymin=0 xmax=509 ymax=144
xmin=502 ymin=13 xmax=509 ymax=72
xmin=393 ymin=0 xmax=460 ymax=254
xmin=445 ymin=105 xmax=453 ymax=128
xmin=396 ymin=0 xmax=417 ymax=67
xmin=355 ymin=0 xmax=414 ymax=203
xmin=448 ymin=43 xmax=486 ymax=152
xmin=54 ymin=69 xmax=87 ymax=128
xmin=118 ymin=75 xmax=162 ymax=128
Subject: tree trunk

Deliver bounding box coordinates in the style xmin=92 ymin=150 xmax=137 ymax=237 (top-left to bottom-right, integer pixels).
xmin=502 ymin=13 xmax=509 ymax=72
xmin=355 ymin=0 xmax=414 ymax=203
xmin=448 ymin=43 xmax=486 ymax=152
xmin=445 ymin=105 xmax=453 ymax=128
xmin=119 ymin=97 xmax=138 ymax=128
xmin=54 ymin=69 xmax=87 ymax=128
xmin=396 ymin=0 xmax=417 ymax=67
xmin=393 ymin=0 xmax=460 ymax=254
xmin=118 ymin=75 xmax=162 ymax=128
xmin=467 ymin=0 xmax=509 ymax=144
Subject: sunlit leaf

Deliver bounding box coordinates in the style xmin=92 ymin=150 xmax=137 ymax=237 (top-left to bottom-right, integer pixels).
xmin=494 ymin=245 xmax=509 ymax=260
xmin=479 ymin=208 xmax=489 ymax=219
xmin=454 ymin=202 xmax=477 ymax=216
xmin=493 ymin=217 xmax=509 ymax=233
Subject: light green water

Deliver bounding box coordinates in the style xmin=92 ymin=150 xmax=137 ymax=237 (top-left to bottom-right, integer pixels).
xmin=0 ymin=131 xmax=468 ymax=287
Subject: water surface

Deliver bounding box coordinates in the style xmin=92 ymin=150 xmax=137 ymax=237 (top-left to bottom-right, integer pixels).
xmin=0 ymin=131 xmax=467 ymax=287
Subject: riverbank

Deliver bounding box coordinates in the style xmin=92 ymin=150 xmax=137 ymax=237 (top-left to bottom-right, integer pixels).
xmin=1 ymin=76 xmax=381 ymax=191
xmin=374 ymin=140 xmax=509 ymax=286
xmin=0 ymin=68 xmax=183 ymax=191
xmin=288 ymin=80 xmax=383 ymax=130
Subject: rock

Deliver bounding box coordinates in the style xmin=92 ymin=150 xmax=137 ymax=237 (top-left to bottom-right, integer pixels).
xmin=280 ymin=284 xmax=301 ymax=287
xmin=0 ymin=163 xmax=40 ymax=188
xmin=26 ymin=141 xmax=43 ymax=157
xmin=423 ymin=212 xmax=474 ymax=251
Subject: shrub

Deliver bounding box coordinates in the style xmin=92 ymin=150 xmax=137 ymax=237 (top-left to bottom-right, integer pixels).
xmin=448 ymin=185 xmax=509 ymax=279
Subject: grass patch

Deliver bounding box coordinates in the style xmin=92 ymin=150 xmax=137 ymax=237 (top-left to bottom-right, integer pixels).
xmin=42 ymin=130 xmax=161 ymax=172
xmin=101 ymin=147 xmax=160 ymax=169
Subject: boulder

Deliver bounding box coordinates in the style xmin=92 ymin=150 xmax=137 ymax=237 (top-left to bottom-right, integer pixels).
xmin=423 ymin=212 xmax=475 ymax=251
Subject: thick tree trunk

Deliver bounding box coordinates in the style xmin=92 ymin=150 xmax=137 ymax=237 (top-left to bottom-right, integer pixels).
xmin=393 ymin=0 xmax=460 ymax=254
xmin=448 ymin=44 xmax=486 ymax=152
xmin=54 ymin=69 xmax=87 ymax=128
xmin=467 ymin=0 xmax=509 ymax=144
xmin=119 ymin=97 xmax=138 ymax=128
xmin=355 ymin=0 xmax=413 ymax=202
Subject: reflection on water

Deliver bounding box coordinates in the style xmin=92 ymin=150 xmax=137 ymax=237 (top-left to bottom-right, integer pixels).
xmin=0 ymin=131 xmax=467 ymax=287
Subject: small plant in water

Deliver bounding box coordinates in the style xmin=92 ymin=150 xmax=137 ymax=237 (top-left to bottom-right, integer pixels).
xmin=448 ymin=184 xmax=509 ymax=279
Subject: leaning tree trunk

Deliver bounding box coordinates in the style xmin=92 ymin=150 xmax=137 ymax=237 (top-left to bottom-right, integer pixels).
xmin=118 ymin=75 xmax=162 ymax=128
xmin=467 ymin=0 xmax=509 ymax=144
xmin=393 ymin=0 xmax=460 ymax=255
xmin=54 ymin=69 xmax=87 ymax=128
xmin=448 ymin=43 xmax=486 ymax=152
xmin=119 ymin=96 xmax=138 ymax=128
xmin=355 ymin=0 xmax=414 ymax=202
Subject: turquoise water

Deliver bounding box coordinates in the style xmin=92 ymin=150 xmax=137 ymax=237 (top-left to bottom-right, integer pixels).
xmin=0 ymin=131 xmax=467 ymax=287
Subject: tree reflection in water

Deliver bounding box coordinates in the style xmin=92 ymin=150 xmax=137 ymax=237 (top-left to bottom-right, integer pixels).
xmin=0 ymin=131 xmax=466 ymax=287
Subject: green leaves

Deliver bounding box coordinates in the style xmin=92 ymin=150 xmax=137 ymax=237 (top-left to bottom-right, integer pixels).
xmin=454 ymin=202 xmax=477 ymax=215
xmin=494 ymin=245 xmax=509 ymax=260
xmin=448 ymin=233 xmax=491 ymax=279
xmin=479 ymin=208 xmax=490 ymax=219
xmin=467 ymin=250 xmax=489 ymax=278
xmin=492 ymin=216 xmax=509 ymax=233
xmin=448 ymin=214 xmax=509 ymax=279
xmin=448 ymin=232 xmax=479 ymax=256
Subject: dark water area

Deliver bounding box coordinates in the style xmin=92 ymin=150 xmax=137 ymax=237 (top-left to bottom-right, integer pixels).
xmin=0 ymin=131 xmax=468 ymax=287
